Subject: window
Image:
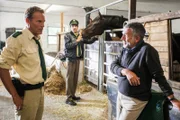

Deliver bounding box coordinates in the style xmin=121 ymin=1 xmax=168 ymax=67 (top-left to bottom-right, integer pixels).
xmin=47 ymin=27 xmax=61 ymax=44
xmin=16 ymin=28 xmax=22 ymax=32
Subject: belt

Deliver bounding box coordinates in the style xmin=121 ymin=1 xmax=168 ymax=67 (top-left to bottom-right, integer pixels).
xmin=24 ymin=82 xmax=44 ymax=90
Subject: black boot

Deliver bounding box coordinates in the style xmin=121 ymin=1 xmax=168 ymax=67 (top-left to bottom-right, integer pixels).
xmin=72 ymin=96 xmax=81 ymax=100
xmin=65 ymin=98 xmax=77 ymax=106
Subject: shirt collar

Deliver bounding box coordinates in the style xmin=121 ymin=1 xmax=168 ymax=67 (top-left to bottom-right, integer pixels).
xmin=23 ymin=28 xmax=41 ymax=40
xmin=74 ymin=32 xmax=78 ymax=37
xmin=124 ymin=40 xmax=144 ymax=53
xmin=70 ymin=31 xmax=79 ymax=38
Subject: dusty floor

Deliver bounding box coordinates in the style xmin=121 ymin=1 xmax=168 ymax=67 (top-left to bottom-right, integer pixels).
xmin=0 ymin=81 xmax=108 ymax=120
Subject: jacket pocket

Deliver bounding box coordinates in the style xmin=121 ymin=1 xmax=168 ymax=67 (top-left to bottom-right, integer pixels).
xmin=22 ymin=47 xmax=39 ymax=66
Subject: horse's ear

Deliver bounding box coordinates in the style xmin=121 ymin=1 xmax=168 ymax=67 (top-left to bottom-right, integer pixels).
xmin=98 ymin=11 xmax=102 ymax=19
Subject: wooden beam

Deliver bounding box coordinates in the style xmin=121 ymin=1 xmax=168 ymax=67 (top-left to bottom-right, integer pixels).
xmin=168 ymin=20 xmax=173 ymax=80
xmin=57 ymin=12 xmax=64 ymax=52
xmin=129 ymin=10 xmax=180 ymax=23
xmin=60 ymin=12 xmax=64 ymax=32
xmin=57 ymin=34 xmax=61 ymax=52
xmin=128 ymin=0 xmax=136 ymax=20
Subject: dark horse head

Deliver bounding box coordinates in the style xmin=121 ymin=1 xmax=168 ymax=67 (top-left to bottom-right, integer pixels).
xmin=81 ymin=12 xmax=128 ymax=39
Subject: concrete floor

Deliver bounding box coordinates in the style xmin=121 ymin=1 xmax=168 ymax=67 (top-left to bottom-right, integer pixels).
xmin=0 ymin=81 xmax=108 ymax=120
xmin=0 ymin=82 xmax=14 ymax=120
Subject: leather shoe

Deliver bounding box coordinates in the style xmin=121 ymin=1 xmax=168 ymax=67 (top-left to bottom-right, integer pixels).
xmin=65 ymin=98 xmax=77 ymax=106
xmin=72 ymin=96 xmax=81 ymax=100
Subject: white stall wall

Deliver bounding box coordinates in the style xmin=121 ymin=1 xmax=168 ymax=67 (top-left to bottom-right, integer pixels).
xmin=0 ymin=12 xmax=85 ymax=53
xmin=172 ymin=19 xmax=180 ymax=33
xmin=0 ymin=12 xmax=25 ymax=42
xmin=0 ymin=13 xmax=1 ymax=40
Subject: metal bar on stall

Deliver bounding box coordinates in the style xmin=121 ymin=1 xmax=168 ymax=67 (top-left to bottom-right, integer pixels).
xmin=84 ymin=49 xmax=98 ymax=53
xmin=84 ymin=66 xmax=97 ymax=71
xmin=84 ymin=58 xmax=98 ymax=63
xmin=104 ymin=41 xmax=123 ymax=44
xmin=98 ymin=35 xmax=105 ymax=92
xmin=104 ymin=28 xmax=123 ymax=32
xmin=104 ymin=62 xmax=110 ymax=66
xmin=103 ymin=83 xmax=107 ymax=87
xmin=104 ymin=73 xmax=117 ymax=79
xmin=103 ymin=73 xmax=118 ymax=82
xmin=84 ymin=74 xmax=98 ymax=82
xmin=104 ymin=51 xmax=119 ymax=56
xmin=86 ymin=0 xmax=125 ymax=15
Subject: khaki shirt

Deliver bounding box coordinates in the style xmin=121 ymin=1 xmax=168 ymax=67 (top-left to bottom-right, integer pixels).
xmin=0 ymin=28 xmax=44 ymax=84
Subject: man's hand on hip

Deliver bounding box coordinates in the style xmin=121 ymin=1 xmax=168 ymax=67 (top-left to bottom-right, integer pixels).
xmin=12 ymin=94 xmax=23 ymax=111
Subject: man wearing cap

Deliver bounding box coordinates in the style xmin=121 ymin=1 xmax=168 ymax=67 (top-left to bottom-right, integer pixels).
xmin=64 ymin=19 xmax=97 ymax=106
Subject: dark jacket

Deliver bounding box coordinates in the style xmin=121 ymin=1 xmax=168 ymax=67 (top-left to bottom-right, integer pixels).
xmin=110 ymin=40 xmax=173 ymax=101
xmin=64 ymin=31 xmax=97 ymax=61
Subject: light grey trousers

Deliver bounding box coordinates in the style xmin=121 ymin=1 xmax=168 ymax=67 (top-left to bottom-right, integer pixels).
xmin=116 ymin=92 xmax=148 ymax=120
xmin=66 ymin=60 xmax=80 ymax=98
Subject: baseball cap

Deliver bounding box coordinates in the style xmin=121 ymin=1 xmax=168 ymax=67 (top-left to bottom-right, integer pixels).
xmin=69 ymin=19 xmax=79 ymax=26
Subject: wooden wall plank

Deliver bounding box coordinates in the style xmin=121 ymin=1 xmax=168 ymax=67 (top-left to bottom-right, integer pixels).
xmin=143 ymin=22 xmax=151 ymax=27
xmin=150 ymin=20 xmax=168 ymax=27
xmin=153 ymin=46 xmax=168 ymax=52
xmin=164 ymin=72 xmax=169 ymax=79
xmin=147 ymin=41 xmax=168 ymax=47
xmin=150 ymin=25 xmax=168 ymax=33
xmin=129 ymin=11 xmax=180 ymax=23
xmin=160 ymin=59 xmax=169 ymax=66
xmin=150 ymin=33 xmax=168 ymax=41
xmin=159 ymin=52 xmax=169 ymax=59
xmin=145 ymin=27 xmax=151 ymax=32
xmin=60 ymin=34 xmax=65 ymax=52
xmin=162 ymin=66 xmax=169 ymax=72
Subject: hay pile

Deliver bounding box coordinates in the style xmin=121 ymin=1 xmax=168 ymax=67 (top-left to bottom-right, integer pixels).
xmin=78 ymin=85 xmax=92 ymax=94
xmin=101 ymin=102 xmax=108 ymax=119
xmin=78 ymin=80 xmax=92 ymax=94
xmin=45 ymin=65 xmax=65 ymax=95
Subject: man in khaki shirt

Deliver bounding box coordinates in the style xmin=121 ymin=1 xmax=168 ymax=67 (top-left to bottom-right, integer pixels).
xmin=0 ymin=6 xmax=46 ymax=120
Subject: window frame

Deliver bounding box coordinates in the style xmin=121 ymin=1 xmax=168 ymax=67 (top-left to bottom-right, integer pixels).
xmin=47 ymin=26 xmax=61 ymax=45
